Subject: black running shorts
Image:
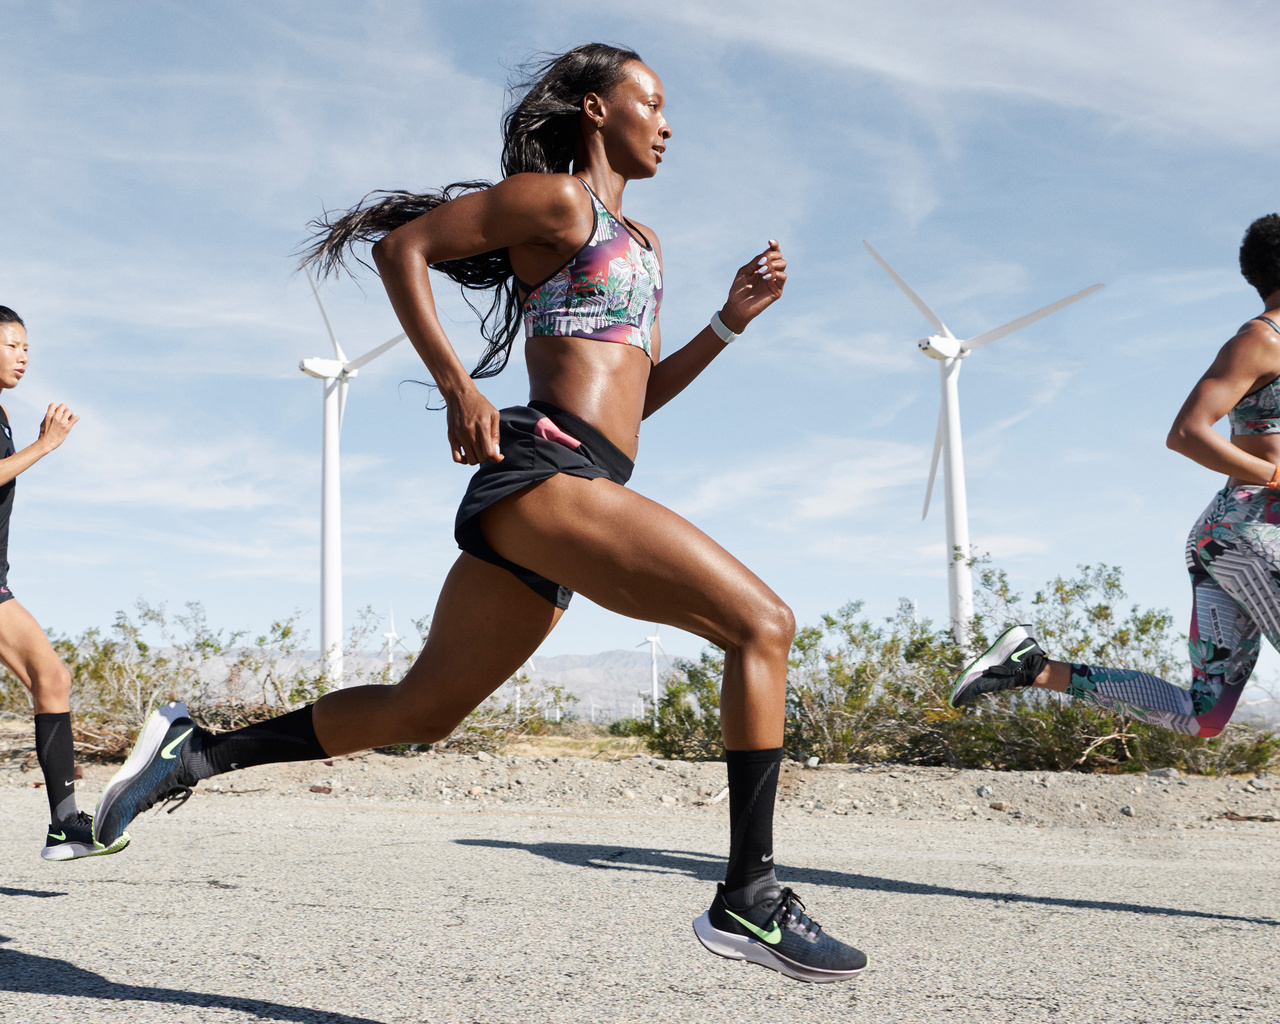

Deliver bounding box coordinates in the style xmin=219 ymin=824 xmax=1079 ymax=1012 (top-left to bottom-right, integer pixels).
xmin=454 ymin=401 xmax=634 ymax=608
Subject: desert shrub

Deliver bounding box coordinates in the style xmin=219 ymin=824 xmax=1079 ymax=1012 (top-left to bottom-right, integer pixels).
xmin=643 ymin=564 xmax=1280 ymax=774
xmin=0 ymin=601 xmax=341 ymax=759
xmin=637 ymin=649 xmax=725 ymax=760
xmin=608 ymin=717 xmax=647 ymax=738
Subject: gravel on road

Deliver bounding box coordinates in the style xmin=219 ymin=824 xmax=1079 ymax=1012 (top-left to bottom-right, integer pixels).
xmin=2 ymin=743 xmax=1279 ymax=1023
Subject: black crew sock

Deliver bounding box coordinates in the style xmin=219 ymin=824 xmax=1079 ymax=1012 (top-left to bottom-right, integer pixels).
xmin=34 ymin=712 xmax=78 ymax=823
xmin=723 ymin=747 xmax=783 ymax=908
xmin=184 ymin=705 xmax=330 ymax=780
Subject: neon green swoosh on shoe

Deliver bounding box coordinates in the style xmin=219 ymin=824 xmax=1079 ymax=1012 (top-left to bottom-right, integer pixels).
xmin=725 ymin=908 xmax=781 ymax=945
xmin=49 ymin=831 xmax=66 ymax=841
xmin=1011 ymin=645 xmax=1035 ymax=663
xmin=161 ymin=728 xmax=193 ymax=760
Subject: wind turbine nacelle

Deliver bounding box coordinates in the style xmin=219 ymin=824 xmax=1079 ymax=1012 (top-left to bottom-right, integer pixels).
xmin=300 ymin=357 xmax=355 ymax=380
xmin=917 ymin=335 xmax=962 ymax=360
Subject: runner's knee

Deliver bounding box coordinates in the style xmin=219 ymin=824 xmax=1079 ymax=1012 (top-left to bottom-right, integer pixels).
xmin=732 ymin=593 xmax=795 ymax=658
xmin=29 ymin=661 xmax=70 ymax=703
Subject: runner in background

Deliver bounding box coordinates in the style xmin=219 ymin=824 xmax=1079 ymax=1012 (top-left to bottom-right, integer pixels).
xmin=953 ymin=215 xmax=1280 ymax=739
xmin=0 ymin=305 xmax=128 ymax=860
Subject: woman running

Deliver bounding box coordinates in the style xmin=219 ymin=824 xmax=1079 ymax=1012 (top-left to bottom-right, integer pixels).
xmin=93 ymin=44 xmax=866 ymax=983
xmin=952 ymin=214 xmax=1280 ymax=739
xmin=0 ymin=306 xmax=128 ymax=860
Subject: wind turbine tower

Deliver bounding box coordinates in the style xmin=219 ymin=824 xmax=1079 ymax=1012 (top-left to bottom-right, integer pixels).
xmin=864 ymin=242 xmax=1102 ymax=647
xmin=300 ymin=272 xmax=407 ymax=685
xmin=639 ymin=626 xmax=667 ymax=727
xmin=382 ymin=603 xmax=413 ymax=668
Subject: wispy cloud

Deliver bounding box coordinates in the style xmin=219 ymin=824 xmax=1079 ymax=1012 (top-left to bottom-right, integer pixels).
xmin=641 ymin=0 xmax=1278 ymax=148
xmin=668 ymin=435 xmax=924 ymax=522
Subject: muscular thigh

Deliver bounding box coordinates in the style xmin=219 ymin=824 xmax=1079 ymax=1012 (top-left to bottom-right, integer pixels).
xmin=392 ymin=553 xmax=562 ymax=724
xmin=480 ymin=473 xmax=780 ymax=649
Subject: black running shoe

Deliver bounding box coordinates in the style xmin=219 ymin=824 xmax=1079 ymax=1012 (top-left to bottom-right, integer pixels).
xmin=41 ymin=810 xmax=130 ymax=862
xmin=950 ymin=624 xmax=1047 ymax=708
xmin=693 ymin=884 xmax=867 ymax=983
xmin=93 ymin=701 xmax=200 ymax=847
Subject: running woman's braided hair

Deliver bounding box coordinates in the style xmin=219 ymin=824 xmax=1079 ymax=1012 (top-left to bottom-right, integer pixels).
xmin=1240 ymin=214 xmax=1280 ymax=300
xmin=298 ymin=42 xmax=642 ymax=382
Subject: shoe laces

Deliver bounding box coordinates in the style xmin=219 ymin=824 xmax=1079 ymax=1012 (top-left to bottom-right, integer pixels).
xmin=766 ymin=887 xmax=822 ymax=941
xmin=56 ymin=810 xmax=94 ymax=832
xmin=983 ymin=651 xmax=1043 ymax=686
xmin=156 ymin=786 xmax=194 ymax=815
xmin=983 ymin=664 xmax=1025 ymax=681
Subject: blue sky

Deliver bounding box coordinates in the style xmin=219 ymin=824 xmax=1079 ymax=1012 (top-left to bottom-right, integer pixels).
xmin=2 ymin=1 xmax=1278 ymax=700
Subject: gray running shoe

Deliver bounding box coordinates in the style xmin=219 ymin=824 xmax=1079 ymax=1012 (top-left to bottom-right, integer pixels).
xmin=693 ymin=884 xmax=867 ymax=983
xmin=950 ymin=624 xmax=1047 ymax=708
xmin=93 ymin=702 xmax=200 ymax=847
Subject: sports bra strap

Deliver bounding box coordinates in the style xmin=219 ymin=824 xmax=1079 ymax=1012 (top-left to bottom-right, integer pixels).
xmin=1254 ymin=315 xmax=1280 ymax=335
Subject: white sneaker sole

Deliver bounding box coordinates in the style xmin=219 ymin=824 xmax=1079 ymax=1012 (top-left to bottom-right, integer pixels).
xmin=950 ymin=624 xmax=1034 ymax=707
xmin=692 ymin=911 xmax=865 ymax=984
xmin=41 ymin=832 xmax=131 ymax=861
xmin=93 ymin=701 xmax=190 ymax=845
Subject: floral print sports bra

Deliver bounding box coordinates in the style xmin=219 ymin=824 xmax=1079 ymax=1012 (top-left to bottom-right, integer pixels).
xmin=1229 ymin=316 xmax=1280 ymax=435
xmin=517 ymin=178 xmax=663 ymax=359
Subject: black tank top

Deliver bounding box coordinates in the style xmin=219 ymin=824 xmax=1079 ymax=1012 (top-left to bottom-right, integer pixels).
xmin=0 ymin=406 xmax=15 ymax=579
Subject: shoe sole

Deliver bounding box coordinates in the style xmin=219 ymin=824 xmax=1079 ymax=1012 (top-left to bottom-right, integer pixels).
xmin=692 ymin=912 xmax=865 ymax=984
xmin=949 ymin=624 xmax=1033 ymax=708
xmin=41 ymin=832 xmax=132 ymax=862
xmin=93 ymin=701 xmax=191 ymax=846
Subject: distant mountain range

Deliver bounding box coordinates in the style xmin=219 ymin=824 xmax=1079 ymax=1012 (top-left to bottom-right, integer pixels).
xmin=523 ymin=649 xmax=683 ymax=721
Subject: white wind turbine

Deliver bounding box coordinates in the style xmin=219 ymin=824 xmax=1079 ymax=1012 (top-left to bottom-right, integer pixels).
xmin=382 ymin=603 xmax=413 ymax=668
xmin=638 ymin=625 xmax=668 ymax=727
xmin=300 ymin=271 xmax=407 ymax=685
xmin=864 ymin=242 xmax=1102 ymax=647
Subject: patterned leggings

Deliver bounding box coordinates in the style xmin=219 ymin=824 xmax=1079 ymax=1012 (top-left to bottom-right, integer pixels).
xmin=1065 ymin=486 xmax=1280 ymax=737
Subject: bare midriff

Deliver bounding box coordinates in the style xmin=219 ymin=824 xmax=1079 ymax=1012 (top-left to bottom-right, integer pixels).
xmin=525 ymin=335 xmax=653 ymax=460
xmin=1227 ymin=433 xmax=1280 ymax=487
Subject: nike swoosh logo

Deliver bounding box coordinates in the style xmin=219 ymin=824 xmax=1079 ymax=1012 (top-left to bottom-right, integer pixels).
xmin=1011 ymin=644 xmax=1036 ymax=663
xmin=761 ymin=852 xmax=773 ymax=862
xmin=64 ymin=780 xmax=75 ymax=787
xmin=161 ymin=728 xmax=193 ymax=760
xmin=49 ymin=831 xmax=66 ymax=841
xmin=725 ymin=908 xmax=781 ymax=945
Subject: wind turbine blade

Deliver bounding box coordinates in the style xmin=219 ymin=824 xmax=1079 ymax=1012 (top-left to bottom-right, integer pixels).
xmin=338 ymin=378 xmax=349 ymax=432
xmin=388 ymin=602 xmax=396 ymax=636
xmin=345 ymin=332 xmax=407 ymax=372
xmin=962 ymin=284 xmax=1103 ymax=351
xmin=306 ymin=270 xmax=348 ymax=363
xmin=863 ymin=241 xmax=953 ymax=338
xmin=922 ymin=403 xmax=944 ymax=521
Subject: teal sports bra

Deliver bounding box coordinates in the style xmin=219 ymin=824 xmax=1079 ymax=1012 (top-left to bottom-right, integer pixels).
xmin=1229 ymin=316 xmax=1280 ymax=435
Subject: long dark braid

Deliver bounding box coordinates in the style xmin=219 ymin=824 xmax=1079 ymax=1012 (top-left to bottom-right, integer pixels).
xmin=298 ymin=43 xmax=642 ymax=382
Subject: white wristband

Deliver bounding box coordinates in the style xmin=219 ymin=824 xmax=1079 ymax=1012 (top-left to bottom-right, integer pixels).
xmin=710 ymin=310 xmax=740 ymax=344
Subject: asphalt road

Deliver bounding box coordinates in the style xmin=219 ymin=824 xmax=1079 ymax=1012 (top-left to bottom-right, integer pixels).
xmin=2 ymin=786 xmax=1277 ymax=1024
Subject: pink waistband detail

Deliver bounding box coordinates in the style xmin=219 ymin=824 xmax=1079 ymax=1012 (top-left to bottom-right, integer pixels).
xmin=533 ymin=417 xmax=582 ymax=450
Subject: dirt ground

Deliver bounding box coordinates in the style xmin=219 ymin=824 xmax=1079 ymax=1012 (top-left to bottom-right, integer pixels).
xmin=2 ymin=717 xmax=1276 ymax=832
